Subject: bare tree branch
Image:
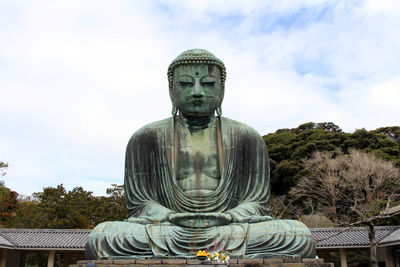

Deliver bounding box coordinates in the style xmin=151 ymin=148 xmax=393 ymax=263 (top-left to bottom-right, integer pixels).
xmin=290 ymin=150 xmax=400 ymax=267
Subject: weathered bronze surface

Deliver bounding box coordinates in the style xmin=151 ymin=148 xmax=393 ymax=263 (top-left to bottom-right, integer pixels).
xmin=85 ymin=49 xmax=316 ymax=259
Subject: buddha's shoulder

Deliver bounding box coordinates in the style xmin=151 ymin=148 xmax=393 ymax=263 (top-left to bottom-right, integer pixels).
xmin=220 ymin=117 xmax=262 ymax=137
xmin=127 ymin=117 xmax=172 ymax=142
xmin=135 ymin=117 xmax=172 ymax=133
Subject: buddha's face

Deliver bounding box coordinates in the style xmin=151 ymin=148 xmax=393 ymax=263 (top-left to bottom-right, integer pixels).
xmin=172 ymin=64 xmax=222 ymax=116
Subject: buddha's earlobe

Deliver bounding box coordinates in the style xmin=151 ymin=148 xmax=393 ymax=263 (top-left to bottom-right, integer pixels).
xmin=216 ymin=106 xmax=222 ymax=116
xmin=171 ymin=104 xmax=178 ymax=116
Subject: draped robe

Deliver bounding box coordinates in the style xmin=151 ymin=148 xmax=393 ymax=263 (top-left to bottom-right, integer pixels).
xmin=85 ymin=117 xmax=316 ymax=259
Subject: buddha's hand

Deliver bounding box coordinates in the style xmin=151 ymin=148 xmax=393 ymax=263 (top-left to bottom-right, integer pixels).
xmin=124 ymin=204 xmax=174 ymax=224
xmin=168 ymin=212 xmax=232 ymax=228
xmin=246 ymin=215 xmax=274 ymax=223
xmin=125 ymin=214 xmax=171 ymax=224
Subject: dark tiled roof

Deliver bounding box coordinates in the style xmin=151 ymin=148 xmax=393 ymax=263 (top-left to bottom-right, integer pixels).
xmin=311 ymin=226 xmax=400 ymax=248
xmin=0 ymin=229 xmax=91 ymax=249
xmin=1 ymin=226 xmax=399 ymax=250
xmin=379 ymin=228 xmax=400 ymax=245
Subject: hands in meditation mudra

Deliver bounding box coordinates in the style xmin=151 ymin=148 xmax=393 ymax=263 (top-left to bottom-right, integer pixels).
xmin=85 ymin=49 xmax=316 ymax=259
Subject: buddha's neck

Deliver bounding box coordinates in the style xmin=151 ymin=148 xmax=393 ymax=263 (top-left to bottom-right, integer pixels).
xmin=178 ymin=113 xmax=215 ymax=131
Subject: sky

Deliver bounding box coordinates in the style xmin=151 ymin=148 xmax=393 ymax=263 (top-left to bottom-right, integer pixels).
xmin=1 ymin=0 xmax=399 ymax=196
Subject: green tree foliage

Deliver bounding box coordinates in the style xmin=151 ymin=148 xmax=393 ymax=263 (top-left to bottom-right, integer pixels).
xmin=8 ymin=200 xmax=41 ymax=228
xmin=9 ymin=185 xmax=92 ymax=228
xmin=89 ymin=184 xmax=126 ymax=225
xmin=8 ymin=184 xmax=127 ymax=229
xmin=264 ymin=123 xmax=400 ymax=195
xmin=0 ymin=184 xmax=18 ymax=227
xmin=371 ymin=126 xmax=400 ymax=165
xmin=0 ymin=163 xmax=19 ymax=227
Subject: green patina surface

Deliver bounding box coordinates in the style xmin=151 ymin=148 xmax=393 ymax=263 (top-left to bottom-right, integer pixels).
xmin=85 ymin=49 xmax=316 ymax=259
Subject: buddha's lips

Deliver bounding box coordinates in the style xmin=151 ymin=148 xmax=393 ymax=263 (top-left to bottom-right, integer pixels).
xmin=192 ymin=100 xmax=204 ymax=106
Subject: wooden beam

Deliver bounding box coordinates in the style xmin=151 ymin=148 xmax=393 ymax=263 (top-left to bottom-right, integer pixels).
xmin=47 ymin=250 xmax=55 ymax=267
xmin=0 ymin=249 xmax=7 ymax=267
xmin=340 ymin=248 xmax=347 ymax=267
xmin=385 ymin=247 xmax=395 ymax=267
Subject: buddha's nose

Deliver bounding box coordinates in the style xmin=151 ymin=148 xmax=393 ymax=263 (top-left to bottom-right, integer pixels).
xmin=192 ymin=79 xmax=204 ymax=97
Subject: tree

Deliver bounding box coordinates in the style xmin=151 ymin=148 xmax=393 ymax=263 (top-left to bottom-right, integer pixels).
xmin=8 ymin=183 xmax=127 ymax=229
xmin=0 ymin=163 xmax=19 ymax=227
xmin=263 ymin=123 xmax=400 ymax=195
xmin=264 ymin=122 xmax=346 ymax=194
xmin=9 ymin=198 xmax=41 ymax=228
xmin=105 ymin=184 xmax=126 ymax=220
xmin=63 ymin=186 xmax=97 ymax=228
xmin=299 ymin=214 xmax=334 ymax=228
xmin=0 ymin=185 xmax=18 ymax=227
xmin=290 ymin=150 xmax=400 ymax=267
xmin=372 ymin=126 xmax=400 ymax=166
xmin=89 ymin=184 xmax=126 ymax=224
xmin=10 ymin=184 xmax=97 ymax=229
xmin=373 ymin=126 xmax=400 ymax=146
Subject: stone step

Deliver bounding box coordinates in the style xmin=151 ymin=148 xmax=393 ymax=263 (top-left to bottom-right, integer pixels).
xmin=71 ymin=258 xmax=330 ymax=267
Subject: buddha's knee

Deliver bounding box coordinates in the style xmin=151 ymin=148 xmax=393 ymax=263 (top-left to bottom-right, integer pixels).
xmin=246 ymin=219 xmax=315 ymax=258
xmin=89 ymin=221 xmax=148 ymax=240
xmin=249 ymin=219 xmax=312 ymax=235
xmin=86 ymin=221 xmax=151 ymax=259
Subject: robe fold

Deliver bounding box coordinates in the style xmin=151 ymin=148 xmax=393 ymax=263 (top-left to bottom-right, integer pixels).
xmin=85 ymin=117 xmax=316 ymax=259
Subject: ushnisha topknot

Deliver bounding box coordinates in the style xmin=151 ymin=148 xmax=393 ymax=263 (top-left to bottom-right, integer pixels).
xmin=168 ymin=49 xmax=226 ymax=91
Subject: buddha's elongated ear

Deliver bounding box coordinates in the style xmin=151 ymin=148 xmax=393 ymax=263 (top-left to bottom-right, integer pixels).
xmin=216 ymin=106 xmax=222 ymax=116
xmin=169 ymin=73 xmax=178 ymax=116
xmin=171 ymin=104 xmax=178 ymax=116
xmin=216 ymin=84 xmax=224 ymax=116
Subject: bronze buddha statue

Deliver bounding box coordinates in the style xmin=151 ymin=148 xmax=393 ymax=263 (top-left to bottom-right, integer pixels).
xmin=85 ymin=49 xmax=316 ymax=259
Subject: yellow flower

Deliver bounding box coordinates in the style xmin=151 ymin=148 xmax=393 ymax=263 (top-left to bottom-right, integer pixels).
xmin=197 ymin=250 xmax=207 ymax=256
xmin=215 ymin=252 xmax=219 ymax=257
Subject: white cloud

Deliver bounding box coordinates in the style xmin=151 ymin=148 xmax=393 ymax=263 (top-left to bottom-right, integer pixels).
xmin=1 ymin=0 xmax=399 ymax=196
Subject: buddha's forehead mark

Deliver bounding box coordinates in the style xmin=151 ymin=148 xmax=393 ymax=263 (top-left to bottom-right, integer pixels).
xmin=174 ymin=64 xmax=219 ymax=80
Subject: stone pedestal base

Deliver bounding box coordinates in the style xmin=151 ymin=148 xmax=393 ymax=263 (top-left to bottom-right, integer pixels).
xmin=70 ymin=258 xmax=332 ymax=267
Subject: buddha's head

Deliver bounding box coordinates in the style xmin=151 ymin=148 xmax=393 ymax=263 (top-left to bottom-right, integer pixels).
xmin=168 ymin=49 xmax=226 ymax=117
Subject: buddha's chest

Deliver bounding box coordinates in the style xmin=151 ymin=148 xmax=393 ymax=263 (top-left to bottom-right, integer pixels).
xmin=175 ymin=125 xmax=221 ymax=195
